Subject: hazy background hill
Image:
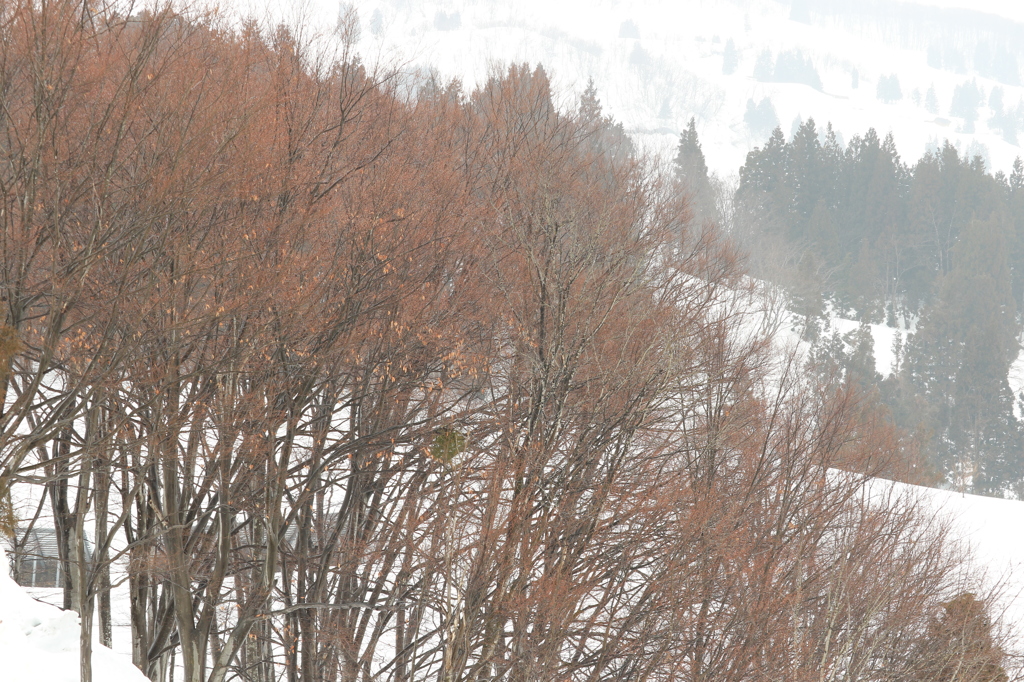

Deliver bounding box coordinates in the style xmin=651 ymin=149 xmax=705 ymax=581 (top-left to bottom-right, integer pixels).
xmin=278 ymin=0 xmax=1024 ymax=179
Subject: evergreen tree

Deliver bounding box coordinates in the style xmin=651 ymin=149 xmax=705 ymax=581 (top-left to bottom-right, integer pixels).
xmin=876 ymin=74 xmax=903 ymax=103
xmin=951 ymin=80 xmax=984 ymax=132
xmin=845 ymin=322 xmax=882 ymax=389
xmin=787 ymin=118 xmax=826 ymax=230
xmin=737 ymin=127 xmax=790 ymax=218
xmin=369 ymin=8 xmax=383 ymax=37
xmin=734 ymin=118 xmax=1024 ymax=495
xmin=629 ymin=43 xmax=649 ymax=67
xmin=990 ymin=86 xmax=1004 ymax=113
xmin=675 ymin=118 xmax=715 ymax=224
xmin=579 ymin=78 xmax=602 ymax=123
xmin=675 ymin=117 xmax=709 ymax=184
xmin=753 ymin=50 xmax=773 ymax=81
xmin=807 ymin=327 xmax=847 ymax=382
xmin=903 ymin=216 xmax=1021 ymax=493
xmin=722 ymin=38 xmax=738 ymax=75
xmin=744 ymin=97 xmax=779 ymax=139
xmin=1009 ymin=157 xmax=1024 ymax=312
xmin=618 ymin=19 xmax=640 ymax=39
xmin=773 ymin=50 xmax=822 ymax=90
xmin=578 ymin=79 xmax=634 ymax=160
xmin=805 ymin=321 xmax=880 ymax=390
xmin=790 ymin=0 xmax=810 ymax=23
xmin=1011 ymin=157 xmax=1024 ymax=193
xmin=720 ymin=37 xmax=737 ymax=74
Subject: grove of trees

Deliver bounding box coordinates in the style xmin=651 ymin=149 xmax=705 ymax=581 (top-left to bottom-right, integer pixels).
xmin=0 ymin=2 xmax=1015 ymax=682
xmin=733 ymin=116 xmax=1024 ymax=497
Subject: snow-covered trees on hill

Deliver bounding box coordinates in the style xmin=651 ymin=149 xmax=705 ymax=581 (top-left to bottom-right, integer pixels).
xmin=0 ymin=2 xmax=1015 ymax=681
xmin=877 ymin=74 xmax=904 ymax=103
xmin=753 ymin=49 xmax=823 ymax=91
xmin=730 ymin=113 xmax=1024 ymax=497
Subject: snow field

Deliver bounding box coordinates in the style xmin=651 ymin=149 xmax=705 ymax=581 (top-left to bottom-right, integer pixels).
xmin=0 ymin=545 xmax=147 ymax=682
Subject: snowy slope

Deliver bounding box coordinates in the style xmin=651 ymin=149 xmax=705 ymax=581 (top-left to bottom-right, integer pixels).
xmin=0 ymin=546 xmax=146 ymax=682
xmin=904 ymin=0 xmax=1024 ymax=23
xmin=891 ymin=480 xmax=1024 ymax=638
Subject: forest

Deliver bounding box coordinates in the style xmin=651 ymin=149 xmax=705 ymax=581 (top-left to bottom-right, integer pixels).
xmin=691 ymin=115 xmax=1024 ymax=498
xmin=0 ymin=2 xmax=1017 ymax=682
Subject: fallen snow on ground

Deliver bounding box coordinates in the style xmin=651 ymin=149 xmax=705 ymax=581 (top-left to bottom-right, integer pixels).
xmin=0 ymin=545 xmax=147 ymax=682
xmin=826 ymin=314 xmax=916 ymax=379
xmin=1009 ymin=346 xmax=1024 ymax=418
xmin=896 ymin=480 xmax=1024 ymax=637
xmin=904 ymin=0 xmax=1024 ymax=23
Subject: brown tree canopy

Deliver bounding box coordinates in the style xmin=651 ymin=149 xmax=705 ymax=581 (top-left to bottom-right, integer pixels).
xmin=0 ymin=2 xmax=1014 ymax=682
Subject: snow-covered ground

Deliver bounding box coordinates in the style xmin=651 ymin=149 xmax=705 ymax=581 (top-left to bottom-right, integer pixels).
xmin=904 ymin=0 xmax=1024 ymax=23
xmin=5 ymin=483 xmax=1024 ymax=679
xmin=891 ymin=479 xmax=1024 ymax=639
xmin=0 ymin=546 xmax=146 ymax=682
xmin=825 ymin=315 xmax=906 ymax=378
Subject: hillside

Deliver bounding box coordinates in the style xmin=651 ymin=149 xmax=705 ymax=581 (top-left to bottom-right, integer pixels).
xmin=2 ymin=2 xmax=1023 ymax=678
xmin=295 ymin=0 xmax=1024 ymax=177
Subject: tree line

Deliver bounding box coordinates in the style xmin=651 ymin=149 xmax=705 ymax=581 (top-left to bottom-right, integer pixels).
xmin=714 ymin=114 xmax=1024 ymax=496
xmin=0 ymin=2 xmax=1014 ymax=682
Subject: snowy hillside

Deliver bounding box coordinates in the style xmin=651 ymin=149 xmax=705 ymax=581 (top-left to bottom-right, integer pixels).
xmin=892 ymin=480 xmax=1024 ymax=638
xmin=248 ymin=0 xmax=1024 ymax=178
xmin=0 ymin=547 xmax=146 ymax=682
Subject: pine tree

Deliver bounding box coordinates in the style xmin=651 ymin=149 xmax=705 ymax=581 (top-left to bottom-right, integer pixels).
xmin=1011 ymin=157 xmax=1024 ymax=193
xmin=951 ymin=80 xmax=984 ymax=132
xmin=753 ymin=50 xmax=773 ymax=81
xmin=578 ymin=79 xmax=634 ymax=160
xmin=1009 ymin=157 xmax=1024 ymax=315
xmin=579 ymin=78 xmax=602 ymax=123
xmin=737 ymin=126 xmax=790 ymax=224
xmin=675 ymin=118 xmax=709 ymax=184
xmin=876 ymin=74 xmax=903 ymax=103
xmin=675 ymin=118 xmax=715 ymax=224
xmin=744 ymin=97 xmax=779 ymax=139
xmin=722 ymin=38 xmax=738 ymax=75
xmin=844 ymin=322 xmax=881 ymax=389
xmin=903 ymin=217 xmax=1021 ymax=493
xmin=787 ymin=119 xmax=826 ymax=230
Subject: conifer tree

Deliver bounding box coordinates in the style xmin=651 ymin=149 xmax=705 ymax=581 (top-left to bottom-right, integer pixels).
xmin=722 ymin=38 xmax=738 ymax=75
xmin=675 ymin=117 xmax=715 ymax=223
xmin=787 ymin=119 xmax=826 ymax=231
xmin=578 ymin=78 xmax=634 ymax=160
xmin=903 ymin=217 xmax=1021 ymax=493
xmin=675 ymin=117 xmax=709 ymax=183
xmin=1011 ymin=157 xmax=1024 ymax=193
